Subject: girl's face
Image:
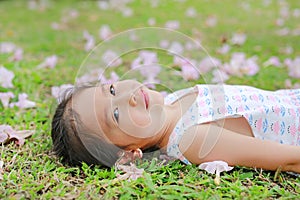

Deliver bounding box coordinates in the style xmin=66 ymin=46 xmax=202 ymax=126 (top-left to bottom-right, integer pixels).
xmin=73 ymin=80 xmax=167 ymax=149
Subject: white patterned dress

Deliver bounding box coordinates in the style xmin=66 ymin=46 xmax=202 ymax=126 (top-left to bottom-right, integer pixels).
xmin=165 ymin=85 xmax=300 ymax=165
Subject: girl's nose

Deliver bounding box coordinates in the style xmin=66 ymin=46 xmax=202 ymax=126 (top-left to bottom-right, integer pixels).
xmin=129 ymin=94 xmax=137 ymax=107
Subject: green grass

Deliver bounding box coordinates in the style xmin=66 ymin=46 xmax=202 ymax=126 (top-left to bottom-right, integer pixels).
xmin=1 ymin=0 xmax=300 ymax=199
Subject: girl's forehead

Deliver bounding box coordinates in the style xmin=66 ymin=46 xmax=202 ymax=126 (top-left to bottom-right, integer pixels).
xmin=72 ymin=86 xmax=108 ymax=134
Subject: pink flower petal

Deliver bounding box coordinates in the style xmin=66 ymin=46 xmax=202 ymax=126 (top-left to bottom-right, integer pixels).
xmin=216 ymin=44 xmax=230 ymax=55
xmin=181 ymin=64 xmax=199 ymax=81
xmin=198 ymin=160 xmax=234 ymax=176
xmin=148 ymin=17 xmax=156 ymax=26
xmin=205 ymin=15 xmax=218 ymax=27
xmin=10 ymin=93 xmax=36 ymax=109
xmin=116 ymin=163 xmax=144 ymax=181
xmin=102 ymin=50 xmax=122 ymax=67
xmin=185 ymin=7 xmax=197 ymax=18
xmin=10 ymin=48 xmax=23 ymax=62
xmin=165 ymin=20 xmax=180 ymax=30
xmin=0 ymin=125 xmax=34 ymax=146
xmin=37 ymin=55 xmax=58 ymax=69
xmin=51 ymin=84 xmax=74 ymax=102
xmin=0 ymin=66 xmax=14 ymax=88
xmin=198 ymin=56 xmax=221 ymax=74
xmin=99 ymin=25 xmax=112 ymax=40
xmin=263 ymin=56 xmax=281 ymax=67
xmin=0 ymin=92 xmax=15 ymax=108
xmin=0 ymin=42 xmax=16 ymax=54
xmin=231 ymin=33 xmax=247 ymax=45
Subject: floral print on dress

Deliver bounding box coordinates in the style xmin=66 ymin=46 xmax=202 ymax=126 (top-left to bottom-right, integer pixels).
xmin=165 ymin=85 xmax=300 ymax=164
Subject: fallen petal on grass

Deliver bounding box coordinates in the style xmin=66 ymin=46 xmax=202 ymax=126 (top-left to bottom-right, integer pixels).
xmin=199 ymin=160 xmax=234 ymax=185
xmin=10 ymin=93 xmax=36 ymax=109
xmin=0 ymin=66 xmax=15 ymax=88
xmin=0 ymin=92 xmax=15 ymax=108
xmin=0 ymin=125 xmax=34 ymax=146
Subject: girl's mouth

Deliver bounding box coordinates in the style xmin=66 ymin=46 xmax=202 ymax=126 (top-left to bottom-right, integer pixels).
xmin=140 ymin=89 xmax=149 ymax=109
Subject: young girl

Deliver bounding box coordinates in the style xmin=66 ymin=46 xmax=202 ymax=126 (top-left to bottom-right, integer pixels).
xmin=51 ymin=79 xmax=300 ymax=174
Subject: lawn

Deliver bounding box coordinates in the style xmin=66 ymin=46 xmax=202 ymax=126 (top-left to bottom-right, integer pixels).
xmin=1 ymin=0 xmax=300 ymax=199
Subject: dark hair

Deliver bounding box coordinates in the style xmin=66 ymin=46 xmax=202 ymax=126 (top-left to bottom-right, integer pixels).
xmin=51 ymin=86 xmax=119 ymax=167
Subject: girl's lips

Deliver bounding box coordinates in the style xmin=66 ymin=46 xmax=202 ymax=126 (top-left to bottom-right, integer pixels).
xmin=140 ymin=89 xmax=149 ymax=109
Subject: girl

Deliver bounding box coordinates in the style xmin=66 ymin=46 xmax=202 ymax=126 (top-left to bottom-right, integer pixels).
xmin=51 ymin=79 xmax=300 ymax=173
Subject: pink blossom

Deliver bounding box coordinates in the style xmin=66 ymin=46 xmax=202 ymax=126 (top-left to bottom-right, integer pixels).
xmin=275 ymin=18 xmax=285 ymax=26
xmin=284 ymin=57 xmax=300 ymax=78
xmin=129 ymin=32 xmax=138 ymax=41
xmin=185 ymin=7 xmax=197 ymax=18
xmin=37 ymin=55 xmax=58 ymax=69
xmin=84 ymin=37 xmax=95 ymax=52
xmin=262 ymin=0 xmax=272 ymax=6
xmin=198 ymin=160 xmax=233 ymax=185
xmin=173 ymin=56 xmax=200 ymax=81
xmin=97 ymin=1 xmax=109 ymax=10
xmin=131 ymin=50 xmax=158 ymax=69
xmin=0 ymin=42 xmax=16 ymax=54
xmin=198 ymin=56 xmax=222 ymax=74
xmin=83 ymin=30 xmax=95 ymax=52
xmin=285 ymin=79 xmax=300 ymax=89
xmin=222 ymin=53 xmax=259 ymax=76
xmin=292 ymin=28 xmax=300 ymax=36
xmin=168 ymin=41 xmax=184 ymax=55
xmin=0 ymin=92 xmax=15 ymax=108
xmin=293 ymin=8 xmax=300 ymax=18
xmin=0 ymin=66 xmax=14 ymax=88
xmin=0 ymin=124 xmax=34 ymax=146
xmin=76 ymin=69 xmax=104 ymax=84
xmin=147 ymin=18 xmax=156 ymax=26
xmin=51 ymin=84 xmax=74 ymax=102
xmin=10 ymin=48 xmax=23 ymax=62
xmin=102 ymin=50 xmax=122 ymax=67
xmin=150 ymin=0 xmax=159 ymax=7
xmin=280 ymin=6 xmax=290 ymax=19
xmin=205 ymin=15 xmax=218 ymax=27
xmin=165 ymin=20 xmax=180 ymax=30
xmin=68 ymin=9 xmax=79 ymax=19
xmin=99 ymin=25 xmax=112 ymax=40
xmin=116 ymin=163 xmax=144 ymax=181
xmin=51 ymin=22 xmax=62 ymax=30
xmin=0 ymin=125 xmax=13 ymax=144
xmin=263 ymin=56 xmax=281 ymax=67
xmin=27 ymin=0 xmax=48 ymax=10
xmin=159 ymin=40 xmax=169 ymax=49
xmin=10 ymin=93 xmax=36 ymax=109
xmin=231 ymin=33 xmax=247 ymax=45
xmin=185 ymin=41 xmax=198 ymax=51
xmin=131 ymin=51 xmax=161 ymax=88
xmin=276 ymin=28 xmax=290 ymax=36
xmin=121 ymin=7 xmax=133 ymax=17
xmin=181 ymin=64 xmax=199 ymax=81
xmin=173 ymin=56 xmax=185 ymax=66
xmin=100 ymin=71 xmax=119 ymax=85
xmin=140 ymin=64 xmax=161 ymax=79
xmin=211 ymin=69 xmax=230 ymax=83
xmin=280 ymin=46 xmax=293 ymax=55
xmin=216 ymin=44 xmax=230 ymax=55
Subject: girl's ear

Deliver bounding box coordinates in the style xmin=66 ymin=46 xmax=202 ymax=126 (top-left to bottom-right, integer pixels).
xmin=116 ymin=148 xmax=143 ymax=165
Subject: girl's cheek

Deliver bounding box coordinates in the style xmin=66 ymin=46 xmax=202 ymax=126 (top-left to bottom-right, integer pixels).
xmin=128 ymin=109 xmax=151 ymax=127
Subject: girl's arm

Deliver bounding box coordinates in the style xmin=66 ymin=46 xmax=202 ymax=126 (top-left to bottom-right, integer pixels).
xmin=179 ymin=122 xmax=300 ymax=173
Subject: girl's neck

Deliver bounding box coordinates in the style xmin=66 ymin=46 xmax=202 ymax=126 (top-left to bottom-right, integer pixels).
xmin=156 ymin=90 xmax=198 ymax=150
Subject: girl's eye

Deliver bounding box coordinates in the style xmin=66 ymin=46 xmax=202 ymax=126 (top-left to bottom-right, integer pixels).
xmin=110 ymin=84 xmax=115 ymax=96
xmin=113 ymin=108 xmax=119 ymax=123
